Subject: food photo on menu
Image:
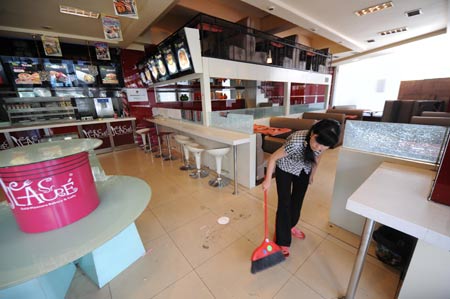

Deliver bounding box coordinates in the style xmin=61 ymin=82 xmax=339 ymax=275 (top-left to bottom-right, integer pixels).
xmin=10 ymin=61 xmax=42 ymax=85
xmin=149 ymin=59 xmax=159 ymax=81
xmin=99 ymin=66 xmax=119 ymax=84
xmin=74 ymin=65 xmax=96 ymax=85
xmin=163 ymin=47 xmax=178 ymax=75
xmin=0 ymin=63 xmax=8 ymax=85
xmin=44 ymin=63 xmax=71 ymax=87
xmin=155 ymin=54 xmax=167 ymax=78
xmin=174 ymin=41 xmax=192 ymax=71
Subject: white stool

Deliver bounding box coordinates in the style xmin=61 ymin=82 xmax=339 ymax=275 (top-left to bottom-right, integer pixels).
xmin=136 ymin=128 xmax=151 ymax=152
xmin=206 ymin=147 xmax=231 ymax=188
xmin=186 ymin=143 xmax=209 ymax=179
xmin=174 ymin=134 xmax=194 ymax=170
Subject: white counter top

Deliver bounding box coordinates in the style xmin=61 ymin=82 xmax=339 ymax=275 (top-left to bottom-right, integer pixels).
xmin=0 ymin=139 xmax=102 ymax=167
xmin=147 ymin=118 xmax=251 ymax=146
xmin=346 ymin=162 xmax=450 ymax=251
xmin=0 ymin=117 xmax=136 ymax=133
xmin=0 ymin=175 xmax=151 ymax=289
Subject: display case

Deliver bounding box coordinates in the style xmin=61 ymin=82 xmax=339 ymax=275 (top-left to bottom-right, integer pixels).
xmin=2 ymin=96 xmax=77 ymax=124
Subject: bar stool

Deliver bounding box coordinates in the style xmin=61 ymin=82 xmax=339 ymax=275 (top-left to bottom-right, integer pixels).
xmin=155 ymin=131 xmax=176 ymax=160
xmin=136 ymin=128 xmax=151 ymax=152
xmin=174 ymin=134 xmax=194 ymax=170
xmin=186 ymin=143 xmax=209 ymax=179
xmin=206 ymin=147 xmax=231 ymax=188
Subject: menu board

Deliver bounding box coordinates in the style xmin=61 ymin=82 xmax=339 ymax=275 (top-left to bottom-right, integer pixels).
xmin=148 ymin=58 xmax=159 ymax=81
xmin=154 ymin=52 xmax=168 ymax=79
xmin=174 ymin=39 xmax=192 ymax=72
xmin=99 ymin=65 xmax=119 ymax=84
xmin=74 ymin=65 xmax=96 ymax=85
xmin=44 ymin=63 xmax=71 ymax=87
xmin=162 ymin=46 xmax=178 ymax=75
xmin=9 ymin=61 xmax=42 ymax=85
xmin=0 ymin=63 xmax=8 ymax=85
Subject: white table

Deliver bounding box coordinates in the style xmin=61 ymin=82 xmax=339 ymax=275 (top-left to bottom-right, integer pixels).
xmin=340 ymin=162 xmax=450 ymax=299
xmin=147 ymin=118 xmax=252 ymax=194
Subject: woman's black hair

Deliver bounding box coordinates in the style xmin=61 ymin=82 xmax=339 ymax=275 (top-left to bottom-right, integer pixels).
xmin=304 ymin=119 xmax=341 ymax=164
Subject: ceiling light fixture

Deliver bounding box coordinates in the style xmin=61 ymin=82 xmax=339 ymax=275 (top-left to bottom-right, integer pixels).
xmin=405 ymin=9 xmax=422 ymax=17
xmin=354 ymin=1 xmax=393 ymax=16
xmin=366 ymin=39 xmax=376 ymax=43
xmin=59 ymin=5 xmax=100 ymax=19
xmin=378 ymin=26 xmax=408 ymax=36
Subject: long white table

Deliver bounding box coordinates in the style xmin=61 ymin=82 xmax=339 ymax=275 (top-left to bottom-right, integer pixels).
xmin=147 ymin=118 xmax=252 ymax=194
xmin=340 ymin=162 xmax=450 ymax=299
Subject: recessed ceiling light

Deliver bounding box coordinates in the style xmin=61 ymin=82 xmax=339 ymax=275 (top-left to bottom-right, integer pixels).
xmin=59 ymin=5 xmax=100 ymax=19
xmin=405 ymin=9 xmax=422 ymax=17
xmin=42 ymin=26 xmax=53 ymax=30
xmin=310 ymin=28 xmax=316 ymax=32
xmin=267 ymin=6 xmax=274 ymax=11
xmin=355 ymin=1 xmax=394 ymax=16
xmin=378 ymin=26 xmax=408 ymax=36
xmin=366 ymin=39 xmax=376 ymax=43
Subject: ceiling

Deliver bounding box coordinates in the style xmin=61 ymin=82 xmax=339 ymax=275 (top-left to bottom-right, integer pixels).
xmin=0 ymin=0 xmax=448 ymax=64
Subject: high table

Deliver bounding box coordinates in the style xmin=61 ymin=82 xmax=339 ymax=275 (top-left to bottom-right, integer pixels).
xmin=340 ymin=162 xmax=450 ymax=299
xmin=147 ymin=118 xmax=252 ymax=194
xmin=0 ymin=139 xmax=151 ymax=299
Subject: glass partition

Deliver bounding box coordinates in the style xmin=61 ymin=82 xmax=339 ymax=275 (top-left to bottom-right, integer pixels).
xmin=290 ymin=103 xmax=326 ymax=114
xmin=343 ymin=120 xmax=449 ymax=164
xmin=210 ymin=111 xmax=253 ymax=134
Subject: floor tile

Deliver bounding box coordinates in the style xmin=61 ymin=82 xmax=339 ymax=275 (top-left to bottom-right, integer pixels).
xmin=274 ymin=277 xmax=325 ymax=299
xmin=151 ymin=271 xmax=214 ymax=299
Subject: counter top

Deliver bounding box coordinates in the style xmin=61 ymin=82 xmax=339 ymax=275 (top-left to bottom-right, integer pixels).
xmin=0 ymin=117 xmax=136 ymax=133
xmin=346 ymin=162 xmax=450 ymax=251
xmin=0 ymin=139 xmax=102 ymax=167
xmin=0 ymin=175 xmax=151 ymax=289
xmin=147 ymin=118 xmax=251 ymax=146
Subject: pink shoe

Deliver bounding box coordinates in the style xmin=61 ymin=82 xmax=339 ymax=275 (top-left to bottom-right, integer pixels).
xmin=291 ymin=227 xmax=306 ymax=239
xmin=280 ymin=246 xmax=290 ymax=257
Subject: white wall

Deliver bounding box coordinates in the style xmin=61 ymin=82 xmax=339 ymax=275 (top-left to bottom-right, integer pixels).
xmin=333 ymin=34 xmax=450 ymax=111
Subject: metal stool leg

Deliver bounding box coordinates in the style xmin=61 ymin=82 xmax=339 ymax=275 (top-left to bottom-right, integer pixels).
xmin=154 ymin=135 xmax=163 ymax=158
xmin=162 ymin=134 xmax=176 ymax=161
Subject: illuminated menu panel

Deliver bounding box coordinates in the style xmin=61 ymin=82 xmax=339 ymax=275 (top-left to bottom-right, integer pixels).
xmin=162 ymin=46 xmax=178 ymax=75
xmin=148 ymin=58 xmax=159 ymax=81
xmin=173 ymin=39 xmax=192 ymax=72
xmin=44 ymin=63 xmax=72 ymax=87
xmin=154 ymin=52 xmax=168 ymax=79
xmin=0 ymin=63 xmax=8 ymax=85
xmin=10 ymin=61 xmax=42 ymax=85
xmin=74 ymin=65 xmax=96 ymax=85
xmin=99 ymin=65 xmax=119 ymax=84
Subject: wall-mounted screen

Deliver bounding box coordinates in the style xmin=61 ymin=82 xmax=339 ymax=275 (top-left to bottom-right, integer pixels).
xmin=154 ymin=52 xmax=168 ymax=79
xmin=0 ymin=63 xmax=8 ymax=85
xmin=99 ymin=65 xmax=119 ymax=84
xmin=162 ymin=46 xmax=178 ymax=75
xmin=74 ymin=65 xmax=96 ymax=85
xmin=174 ymin=39 xmax=192 ymax=72
xmin=44 ymin=63 xmax=72 ymax=87
xmin=148 ymin=58 xmax=159 ymax=81
xmin=9 ymin=60 xmax=42 ymax=85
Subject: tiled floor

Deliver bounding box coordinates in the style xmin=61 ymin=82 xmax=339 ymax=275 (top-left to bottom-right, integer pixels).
xmin=66 ymin=146 xmax=400 ymax=299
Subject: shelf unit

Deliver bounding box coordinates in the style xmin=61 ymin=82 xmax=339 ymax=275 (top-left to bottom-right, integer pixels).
xmin=2 ymin=97 xmax=77 ymax=124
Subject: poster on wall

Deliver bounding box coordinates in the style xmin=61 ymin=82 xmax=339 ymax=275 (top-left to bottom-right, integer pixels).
xmin=102 ymin=15 xmax=123 ymax=41
xmin=95 ymin=42 xmax=111 ymax=60
xmin=74 ymin=65 xmax=96 ymax=85
xmin=10 ymin=61 xmax=42 ymax=85
xmin=125 ymin=88 xmax=148 ymax=102
xmin=113 ymin=0 xmax=138 ymax=19
xmin=99 ymin=65 xmax=119 ymax=84
xmin=41 ymin=36 xmax=63 ymax=57
xmin=44 ymin=63 xmax=71 ymax=87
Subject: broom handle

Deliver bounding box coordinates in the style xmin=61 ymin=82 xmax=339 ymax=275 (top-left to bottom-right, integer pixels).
xmin=264 ymin=190 xmax=268 ymax=239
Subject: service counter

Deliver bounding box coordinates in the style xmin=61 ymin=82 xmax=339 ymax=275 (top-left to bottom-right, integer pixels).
xmin=146 ymin=117 xmax=255 ymax=193
xmin=0 ymin=117 xmax=137 ymax=153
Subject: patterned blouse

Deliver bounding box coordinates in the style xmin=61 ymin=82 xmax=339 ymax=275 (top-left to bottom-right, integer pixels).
xmin=276 ymin=130 xmax=321 ymax=176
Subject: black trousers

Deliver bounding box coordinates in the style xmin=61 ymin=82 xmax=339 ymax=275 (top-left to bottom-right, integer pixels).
xmin=275 ymin=166 xmax=310 ymax=247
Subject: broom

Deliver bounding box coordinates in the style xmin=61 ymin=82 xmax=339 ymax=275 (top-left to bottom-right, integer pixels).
xmin=251 ymin=190 xmax=285 ymax=273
